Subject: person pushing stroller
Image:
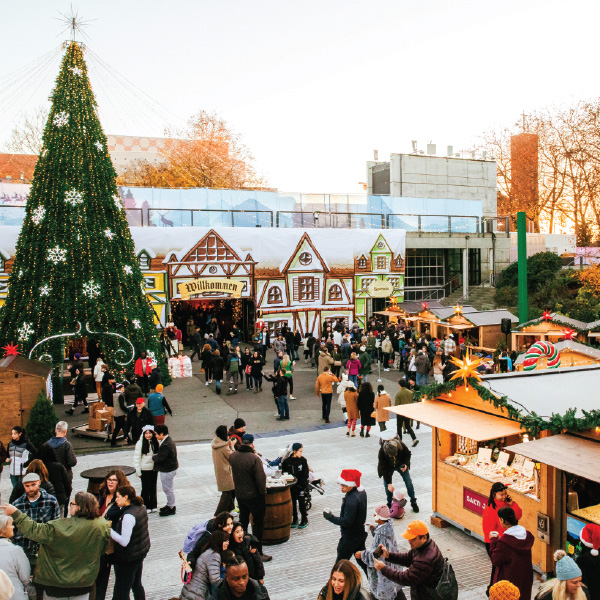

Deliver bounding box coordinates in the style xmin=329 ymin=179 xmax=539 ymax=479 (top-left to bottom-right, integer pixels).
xmin=281 ymin=442 xmax=309 ymax=529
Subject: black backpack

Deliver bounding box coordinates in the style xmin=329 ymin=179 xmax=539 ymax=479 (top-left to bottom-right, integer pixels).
xmin=427 ymin=558 xmax=458 ymax=600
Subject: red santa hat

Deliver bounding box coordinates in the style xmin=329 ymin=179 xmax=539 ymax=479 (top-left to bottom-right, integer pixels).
xmin=580 ymin=523 xmax=600 ymax=556
xmin=338 ymin=469 xmax=363 ymax=491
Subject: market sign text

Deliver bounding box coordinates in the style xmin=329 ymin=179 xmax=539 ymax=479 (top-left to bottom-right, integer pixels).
xmin=178 ymin=278 xmax=244 ymax=299
xmin=463 ymin=487 xmax=488 ymax=516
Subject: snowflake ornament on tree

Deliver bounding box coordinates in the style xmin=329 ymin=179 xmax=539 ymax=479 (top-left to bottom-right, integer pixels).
xmin=112 ymin=194 xmax=122 ymax=208
xmin=82 ymin=280 xmax=101 ymax=298
xmin=123 ymin=265 xmax=133 ymax=275
xmin=104 ymin=229 xmax=115 ymax=240
xmin=69 ymin=66 xmax=82 ymax=76
xmin=47 ymin=246 xmax=67 ymax=264
xmin=65 ymin=188 xmax=84 ymax=206
xmin=132 ymin=319 xmax=141 ymax=329
xmin=31 ymin=207 xmax=46 ymax=225
xmin=94 ymin=141 xmax=104 ymax=151
xmin=53 ymin=112 xmax=69 ymax=127
xmin=17 ymin=322 xmax=34 ymax=341
xmin=40 ymin=285 xmax=52 ymax=296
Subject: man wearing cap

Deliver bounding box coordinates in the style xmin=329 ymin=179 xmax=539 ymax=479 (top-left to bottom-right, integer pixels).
xmin=127 ymin=398 xmax=154 ymax=444
xmin=323 ymin=469 xmax=368 ymax=570
xmin=147 ymin=384 xmax=173 ymax=426
xmin=577 ymin=523 xmax=600 ymax=599
xmin=374 ymin=520 xmax=445 ymax=600
xmin=229 ymin=434 xmax=271 ymax=561
xmin=12 ymin=473 xmax=61 ymax=572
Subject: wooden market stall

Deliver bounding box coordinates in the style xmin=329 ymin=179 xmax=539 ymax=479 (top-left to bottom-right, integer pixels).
xmin=511 ymin=312 xmax=587 ymax=353
xmin=514 ymin=339 xmax=600 ymax=371
xmin=387 ymin=364 xmax=600 ymax=574
xmin=0 ymin=355 xmax=52 ymax=440
xmin=413 ymin=305 xmax=476 ymax=338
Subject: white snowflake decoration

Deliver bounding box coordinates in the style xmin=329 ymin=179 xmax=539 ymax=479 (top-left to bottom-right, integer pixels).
xmin=42 ymin=149 xmax=48 ymax=157
xmin=40 ymin=285 xmax=52 ymax=296
xmin=31 ymin=207 xmax=46 ymax=225
xmin=132 ymin=319 xmax=141 ymax=329
xmin=104 ymin=229 xmax=115 ymax=240
xmin=112 ymin=194 xmax=122 ymax=208
xmin=124 ymin=265 xmax=133 ymax=275
xmin=82 ymin=280 xmax=101 ymax=298
xmin=17 ymin=322 xmax=34 ymax=341
xmin=64 ymin=188 xmax=84 ymax=206
xmin=94 ymin=141 xmax=104 ymax=151
xmin=53 ymin=112 xmax=69 ymax=128
xmin=47 ymin=246 xmax=67 ymax=264
xmin=69 ymin=66 xmax=82 ymax=76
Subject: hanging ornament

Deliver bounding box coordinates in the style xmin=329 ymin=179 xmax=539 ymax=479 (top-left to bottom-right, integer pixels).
xmin=104 ymin=229 xmax=115 ymax=240
xmin=17 ymin=322 xmax=34 ymax=341
xmin=132 ymin=319 xmax=141 ymax=329
xmin=69 ymin=66 xmax=82 ymax=76
xmin=94 ymin=141 xmax=104 ymax=151
xmin=82 ymin=280 xmax=101 ymax=298
xmin=64 ymin=188 xmax=84 ymax=206
xmin=123 ymin=265 xmax=133 ymax=275
xmin=449 ymin=351 xmax=483 ymax=388
xmin=561 ymin=328 xmax=576 ymax=341
xmin=31 ymin=207 xmax=46 ymax=225
xmin=47 ymin=246 xmax=67 ymax=264
xmin=2 ymin=342 xmax=21 ymax=357
xmin=40 ymin=285 xmax=52 ymax=296
xmin=53 ymin=111 xmax=69 ymax=127
xmin=541 ymin=310 xmax=552 ymax=321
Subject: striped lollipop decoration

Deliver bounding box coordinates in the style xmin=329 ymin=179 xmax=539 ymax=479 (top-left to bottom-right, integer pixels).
xmin=523 ymin=341 xmax=561 ymax=370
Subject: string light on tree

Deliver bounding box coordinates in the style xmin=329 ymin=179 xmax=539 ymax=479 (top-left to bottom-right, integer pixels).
xmin=31 ymin=207 xmax=46 ymax=225
xmin=40 ymin=285 xmax=52 ymax=296
xmin=17 ymin=323 xmax=34 ymax=341
xmin=53 ymin=111 xmax=69 ymax=127
xmin=47 ymin=246 xmax=67 ymax=264
xmin=64 ymin=188 xmax=84 ymax=206
xmin=82 ymin=280 xmax=101 ymax=298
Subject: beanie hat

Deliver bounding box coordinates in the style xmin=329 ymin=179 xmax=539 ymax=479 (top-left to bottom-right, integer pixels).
xmin=155 ymin=384 xmax=163 ymax=392
xmin=489 ymin=580 xmax=520 ymax=600
xmin=234 ymin=418 xmax=246 ymax=429
xmin=554 ymin=549 xmax=582 ymax=581
xmin=580 ymin=523 xmax=600 ymax=556
xmin=373 ymin=504 xmax=391 ymax=521
xmin=0 ymin=569 xmax=14 ymax=600
xmin=338 ymin=469 xmax=363 ymax=491
xmin=291 ymin=442 xmax=303 ymax=452
xmin=74 ymin=353 xmax=81 ymax=359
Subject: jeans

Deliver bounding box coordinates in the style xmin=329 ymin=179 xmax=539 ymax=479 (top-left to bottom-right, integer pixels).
xmin=321 ymin=393 xmax=333 ymax=421
xmin=10 ymin=474 xmax=21 ymax=488
xmin=336 ymin=532 xmax=368 ymax=575
xmin=253 ymin=374 xmax=263 ymax=389
xmin=348 ymin=374 xmax=358 ymax=387
xmin=416 ymin=373 xmax=428 ymax=386
xmin=383 ymin=468 xmax=416 ymax=505
xmin=113 ymin=560 xmax=145 ymax=600
xmin=396 ymin=416 xmax=416 ymax=441
xmin=277 ymin=395 xmax=289 ymax=419
xmin=160 ymin=470 xmax=177 ymax=507
xmin=216 ymin=379 xmax=221 ymax=391
xmin=245 ymin=373 xmax=253 ymax=389
xmin=140 ymin=470 xmax=158 ymax=510
xmin=238 ymin=495 xmax=266 ymax=551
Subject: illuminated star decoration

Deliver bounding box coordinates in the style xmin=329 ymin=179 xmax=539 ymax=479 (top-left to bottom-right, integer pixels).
xmin=453 ymin=304 xmax=463 ymax=314
xmin=449 ymin=351 xmax=484 ymax=389
xmin=541 ymin=310 xmax=553 ymax=322
xmin=2 ymin=343 xmax=21 ymax=357
xmin=94 ymin=141 xmax=103 ymax=151
xmin=421 ymin=302 xmax=428 ymax=310
xmin=561 ymin=327 xmax=577 ymax=341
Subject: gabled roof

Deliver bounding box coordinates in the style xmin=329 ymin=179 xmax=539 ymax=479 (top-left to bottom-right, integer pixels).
xmin=585 ymin=319 xmax=600 ymax=332
xmin=396 ymin=300 xmax=445 ymax=315
xmin=426 ymin=305 xmax=477 ymax=320
xmin=280 ymin=232 xmax=330 ymax=273
xmin=514 ymin=312 xmax=588 ymax=332
xmin=0 ymin=355 xmax=52 ymax=378
xmin=514 ymin=339 xmax=600 ymax=365
xmin=448 ymin=309 xmax=518 ymax=327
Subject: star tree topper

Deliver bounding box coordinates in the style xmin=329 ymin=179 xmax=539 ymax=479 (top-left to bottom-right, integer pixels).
xmin=449 ymin=351 xmax=484 ymax=387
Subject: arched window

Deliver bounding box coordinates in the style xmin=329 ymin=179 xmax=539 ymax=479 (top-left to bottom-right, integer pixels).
xmin=328 ymin=284 xmax=343 ymax=301
xmin=357 ymin=256 xmax=367 ymax=268
xmin=138 ymin=252 xmax=150 ymax=270
xmin=268 ymin=286 xmax=283 ymax=304
xmin=394 ymin=255 xmax=403 ymax=268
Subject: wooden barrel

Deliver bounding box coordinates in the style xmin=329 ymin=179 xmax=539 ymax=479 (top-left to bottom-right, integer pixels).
xmin=261 ymin=484 xmax=293 ymax=545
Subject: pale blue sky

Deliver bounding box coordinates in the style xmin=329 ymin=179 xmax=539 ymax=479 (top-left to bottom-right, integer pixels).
xmin=2 ymin=0 xmax=600 ymax=192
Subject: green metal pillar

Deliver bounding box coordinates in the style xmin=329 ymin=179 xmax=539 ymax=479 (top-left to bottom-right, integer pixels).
xmin=517 ymin=211 xmax=528 ymax=323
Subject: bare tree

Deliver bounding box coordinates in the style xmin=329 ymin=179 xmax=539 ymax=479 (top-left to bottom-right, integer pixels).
xmin=4 ymin=106 xmax=48 ymax=154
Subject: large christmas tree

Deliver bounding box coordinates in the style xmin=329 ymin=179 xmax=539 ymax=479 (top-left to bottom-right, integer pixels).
xmin=0 ymin=41 xmax=166 ymax=385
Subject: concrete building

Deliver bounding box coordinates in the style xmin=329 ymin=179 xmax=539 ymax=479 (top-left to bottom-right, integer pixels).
xmin=105 ymin=134 xmax=168 ymax=173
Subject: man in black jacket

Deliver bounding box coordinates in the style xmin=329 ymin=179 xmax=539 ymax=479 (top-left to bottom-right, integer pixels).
xmin=281 ymin=442 xmax=309 ymax=528
xmin=263 ymin=370 xmax=289 ymax=420
xmin=374 ymin=520 xmax=445 ymax=600
xmin=190 ymin=326 xmax=203 ymax=362
xmin=323 ymin=469 xmax=367 ymax=571
xmin=153 ymin=424 xmax=179 ymax=516
xmin=210 ymin=556 xmax=270 ymax=600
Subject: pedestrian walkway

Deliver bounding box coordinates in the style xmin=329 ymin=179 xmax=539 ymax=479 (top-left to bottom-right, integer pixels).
xmin=0 ymin=423 xmax=539 ymax=600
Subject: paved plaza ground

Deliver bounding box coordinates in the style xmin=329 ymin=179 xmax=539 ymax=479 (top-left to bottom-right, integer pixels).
xmin=9 ymin=350 xmax=541 ymax=599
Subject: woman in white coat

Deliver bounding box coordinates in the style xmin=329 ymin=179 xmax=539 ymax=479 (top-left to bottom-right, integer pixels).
xmin=133 ymin=425 xmax=159 ymax=512
xmin=0 ymin=515 xmax=31 ymax=600
xmin=93 ymin=358 xmax=106 ymax=399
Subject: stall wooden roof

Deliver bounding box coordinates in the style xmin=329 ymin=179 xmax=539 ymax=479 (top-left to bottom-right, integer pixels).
xmin=387 ymin=400 xmax=525 ymax=441
xmin=505 ymin=434 xmax=600 ymax=484
xmin=0 ymin=355 xmax=51 ymax=378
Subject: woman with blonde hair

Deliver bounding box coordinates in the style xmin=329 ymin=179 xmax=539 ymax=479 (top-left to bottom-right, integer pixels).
xmin=535 ymin=550 xmax=590 ymax=600
xmin=318 ymin=559 xmax=368 ymax=600
xmin=281 ymin=354 xmax=296 ymax=400
xmin=0 ymin=514 xmax=31 ymax=600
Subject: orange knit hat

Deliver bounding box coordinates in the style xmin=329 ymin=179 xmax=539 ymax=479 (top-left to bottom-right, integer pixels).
xmin=489 ymin=580 xmax=520 ymax=600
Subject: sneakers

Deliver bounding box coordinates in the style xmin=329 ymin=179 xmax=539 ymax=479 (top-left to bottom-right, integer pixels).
xmin=384 ymin=368 xmax=390 ymax=372
xmin=159 ymin=506 xmax=176 ymax=517
xmin=291 ymin=520 xmax=298 ymax=528
xmin=260 ymin=554 xmax=272 ymax=563
xmin=290 ymin=396 xmax=296 ymax=400
xmin=298 ymin=520 xmax=308 ymax=529
xmin=412 ymin=439 xmax=420 ymax=447
xmin=205 ymin=382 xmax=210 ymax=386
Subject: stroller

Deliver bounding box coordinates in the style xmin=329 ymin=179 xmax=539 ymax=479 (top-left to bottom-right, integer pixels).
xmin=263 ymin=443 xmax=325 ymax=512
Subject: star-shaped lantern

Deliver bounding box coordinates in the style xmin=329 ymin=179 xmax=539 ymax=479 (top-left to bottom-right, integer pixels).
xmin=449 ymin=351 xmax=483 ymax=389
xmin=561 ymin=327 xmax=576 ymax=341
xmin=421 ymin=302 xmax=428 ymax=310
xmin=454 ymin=304 xmax=463 ymax=315
xmin=2 ymin=342 xmax=21 ymax=357
xmin=541 ymin=310 xmax=552 ymax=322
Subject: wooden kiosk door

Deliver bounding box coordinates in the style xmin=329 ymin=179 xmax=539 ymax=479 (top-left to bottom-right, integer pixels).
xmin=0 ymin=383 xmax=24 ymax=440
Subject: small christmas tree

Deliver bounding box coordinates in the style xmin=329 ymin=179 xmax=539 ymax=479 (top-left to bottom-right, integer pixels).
xmin=26 ymin=391 xmax=59 ymax=449
xmin=0 ymin=41 xmax=167 ymax=383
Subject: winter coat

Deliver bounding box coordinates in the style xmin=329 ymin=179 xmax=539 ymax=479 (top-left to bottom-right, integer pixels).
xmin=482 ymin=500 xmax=523 ymax=543
xmin=345 ymin=389 xmax=360 ymax=420
xmin=318 ymin=351 xmax=334 ymax=374
xmin=0 ymin=538 xmax=31 ymax=600
xmin=394 ymin=388 xmax=413 ymax=407
xmin=135 ymin=357 xmax=152 ymax=378
xmin=415 ymin=353 xmax=429 ymax=375
xmin=180 ymin=548 xmax=222 ymax=600
xmin=361 ymin=520 xmax=402 ymax=600
xmin=133 ymin=438 xmax=156 ymax=476
xmin=229 ymin=445 xmax=266 ymax=501
xmin=358 ymin=352 xmax=372 ymax=375
xmin=490 ymin=525 xmax=534 ymax=600
xmin=226 ymin=353 xmax=241 ymax=374
xmin=381 ymin=339 xmax=393 ymax=354
xmin=93 ymin=360 xmax=105 ymax=382
xmin=264 ymin=373 xmax=287 ymax=397
xmin=374 ymin=392 xmax=392 ymax=422
xmin=124 ymin=383 xmax=143 ymax=405
xmin=229 ymin=534 xmax=265 ymax=581
xmin=281 ymin=455 xmax=309 ymax=489
xmin=46 ymin=437 xmax=76 ymax=478
xmin=273 ymin=338 xmax=286 ymax=354
xmin=128 ymin=408 xmax=154 ymax=442
xmin=9 ymin=479 xmax=56 ymax=504
xmin=536 ymin=586 xmax=590 ymax=600
xmin=153 ymin=435 xmax=179 ymax=472
xmin=211 ymin=438 xmax=234 ymax=492
xmin=212 ymin=357 xmax=225 ymax=380
xmin=11 ymin=509 xmax=110 ymax=591
xmin=315 ymin=372 xmax=338 ymax=395
xmin=345 ymin=358 xmax=361 ymax=376
xmin=210 ymin=578 xmax=270 ymax=600
xmin=325 ymin=487 xmax=367 ymax=541
xmin=111 ymin=503 xmax=151 ymax=564
xmin=577 ymin=546 xmax=600 ymax=600
xmin=201 ymin=349 xmax=213 ymax=370
xmin=149 ymin=367 xmax=162 ymax=390
xmin=377 ymin=441 xmax=412 ymax=484
xmin=147 ymin=392 xmax=172 ymax=417
xmin=357 ymin=390 xmax=375 ymax=426
xmin=7 ymin=440 xmax=36 ymax=478
xmin=249 ymin=356 xmax=264 ymax=378
xmin=381 ymin=538 xmax=445 ymax=600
